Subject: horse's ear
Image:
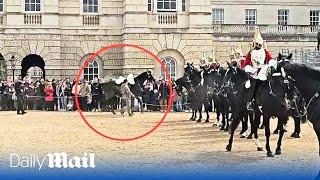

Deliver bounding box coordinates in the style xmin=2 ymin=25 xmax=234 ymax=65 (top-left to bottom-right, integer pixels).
xmin=287 ymin=53 xmax=293 ymax=60
xmin=187 ymin=62 xmax=190 ymax=66
xmin=227 ymin=62 xmax=231 ymax=68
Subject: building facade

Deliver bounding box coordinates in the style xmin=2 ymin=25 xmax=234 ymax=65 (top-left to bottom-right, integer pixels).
xmin=0 ymin=0 xmax=318 ymax=81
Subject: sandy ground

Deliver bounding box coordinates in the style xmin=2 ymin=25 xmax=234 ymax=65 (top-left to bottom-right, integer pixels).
xmin=0 ymin=110 xmax=319 ymax=178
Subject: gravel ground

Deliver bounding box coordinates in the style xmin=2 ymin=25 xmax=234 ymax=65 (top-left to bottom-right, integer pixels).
xmin=0 ymin=111 xmax=319 ymax=178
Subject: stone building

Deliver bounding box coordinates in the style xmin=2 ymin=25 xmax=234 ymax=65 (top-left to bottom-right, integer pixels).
xmin=0 ymin=0 xmax=319 ymax=81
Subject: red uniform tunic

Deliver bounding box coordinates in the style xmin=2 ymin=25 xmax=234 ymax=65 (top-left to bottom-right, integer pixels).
xmin=244 ymin=49 xmax=273 ymax=68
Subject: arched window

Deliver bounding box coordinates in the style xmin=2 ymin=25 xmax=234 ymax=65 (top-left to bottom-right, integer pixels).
xmin=84 ymin=60 xmax=99 ymax=81
xmin=161 ymin=57 xmax=176 ymax=80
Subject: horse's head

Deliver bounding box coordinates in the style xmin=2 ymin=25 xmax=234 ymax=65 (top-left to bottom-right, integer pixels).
xmin=175 ymin=73 xmax=191 ymax=93
xmin=136 ymin=71 xmax=155 ymax=83
xmin=223 ymin=62 xmax=242 ymax=85
xmin=277 ymin=53 xmax=293 ymax=69
xmin=185 ymin=62 xmax=194 ymax=76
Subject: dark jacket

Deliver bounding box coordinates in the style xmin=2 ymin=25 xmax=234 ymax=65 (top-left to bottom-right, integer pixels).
xmin=317 ymin=31 xmax=320 ymax=40
xmin=91 ymin=82 xmax=102 ymax=96
xmin=159 ymin=83 xmax=169 ymax=99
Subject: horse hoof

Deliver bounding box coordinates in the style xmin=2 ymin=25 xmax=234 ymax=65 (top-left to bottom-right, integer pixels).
xmin=260 ymin=126 xmax=264 ymax=129
xmin=220 ymin=127 xmax=225 ymax=131
xmin=196 ymin=120 xmax=201 ymax=123
xmin=247 ymin=135 xmax=253 ymax=139
xmin=226 ymin=145 xmax=232 ymax=151
xmin=273 ymin=130 xmax=279 ymax=134
xmin=205 ymin=120 xmax=209 ymax=123
xmin=284 ymin=129 xmax=288 ymax=132
xmin=257 ymin=147 xmax=264 ymax=151
xmin=224 ymin=128 xmax=229 ymax=132
xmin=240 ymin=135 xmax=246 ymax=139
xmin=291 ymin=133 xmax=300 ymax=138
xmin=275 ymin=149 xmax=281 ymax=155
xmin=267 ymin=152 xmax=274 ymax=157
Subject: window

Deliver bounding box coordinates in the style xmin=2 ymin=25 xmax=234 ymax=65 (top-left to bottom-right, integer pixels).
xmin=245 ymin=9 xmax=257 ymax=25
xmin=157 ymin=0 xmax=176 ymax=12
xmin=278 ymin=9 xmax=289 ymax=25
xmin=83 ymin=0 xmax=98 ymax=13
xmin=25 ymin=0 xmax=41 ymax=12
xmin=310 ymin=10 xmax=320 ymax=25
xmin=212 ymin=9 xmax=224 ymax=24
xmin=84 ymin=60 xmax=99 ymax=81
xmin=160 ymin=57 xmax=176 ymax=80
xmin=182 ymin=0 xmax=186 ymax=12
xmin=0 ymin=0 xmax=3 ymax=12
xmin=148 ymin=0 xmax=152 ymax=12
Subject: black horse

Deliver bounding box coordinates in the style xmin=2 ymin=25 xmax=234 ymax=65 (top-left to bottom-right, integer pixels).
xmin=184 ymin=63 xmax=211 ymax=122
xmin=225 ymin=63 xmax=289 ymax=157
xmin=203 ymin=66 xmax=230 ymax=131
xmin=100 ymin=71 xmax=155 ymax=114
xmin=278 ymin=54 xmax=320 ymax=150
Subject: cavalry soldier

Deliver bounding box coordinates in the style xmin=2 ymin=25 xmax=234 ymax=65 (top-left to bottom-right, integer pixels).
xmin=120 ymin=79 xmax=135 ymax=117
xmin=200 ymin=51 xmax=211 ymax=70
xmin=244 ymin=27 xmax=273 ymax=79
xmin=244 ymin=27 xmax=274 ymax=110
xmin=14 ymin=76 xmax=26 ymax=115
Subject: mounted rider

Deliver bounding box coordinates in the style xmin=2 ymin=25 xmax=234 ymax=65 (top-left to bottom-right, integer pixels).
xmin=244 ymin=27 xmax=273 ymax=110
xmin=209 ymin=50 xmax=221 ymax=72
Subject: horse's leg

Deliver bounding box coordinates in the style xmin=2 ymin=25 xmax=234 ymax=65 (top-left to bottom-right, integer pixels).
xmin=240 ymin=112 xmax=248 ymax=136
xmin=190 ymin=109 xmax=195 ymax=121
xmin=247 ymin=112 xmax=254 ymax=139
xmin=197 ymin=106 xmax=202 ymax=122
xmin=205 ymin=102 xmax=210 ymax=123
xmin=253 ymin=113 xmax=263 ymax=151
xmin=263 ymin=115 xmax=273 ymax=157
xmin=220 ymin=112 xmax=226 ymax=130
xmin=225 ymin=111 xmax=229 ymax=131
xmin=273 ymin=121 xmax=280 ymax=134
xmin=137 ymin=97 xmax=144 ymax=114
xmin=226 ymin=115 xmax=242 ymax=151
xmin=291 ymin=115 xmax=301 ymax=138
xmin=275 ymin=115 xmax=287 ymax=155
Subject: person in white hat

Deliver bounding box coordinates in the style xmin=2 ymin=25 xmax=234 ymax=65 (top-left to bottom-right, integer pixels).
xmin=244 ymin=27 xmax=273 ymax=77
xmin=244 ymin=27 xmax=273 ymax=111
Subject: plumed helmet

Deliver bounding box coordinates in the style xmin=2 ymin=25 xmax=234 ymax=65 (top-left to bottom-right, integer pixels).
xmin=253 ymin=27 xmax=264 ymax=45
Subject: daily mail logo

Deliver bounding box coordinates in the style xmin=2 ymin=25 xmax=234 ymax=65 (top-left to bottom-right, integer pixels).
xmin=10 ymin=152 xmax=96 ymax=170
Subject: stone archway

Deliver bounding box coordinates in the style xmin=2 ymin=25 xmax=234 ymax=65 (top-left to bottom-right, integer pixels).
xmin=21 ymin=54 xmax=45 ymax=79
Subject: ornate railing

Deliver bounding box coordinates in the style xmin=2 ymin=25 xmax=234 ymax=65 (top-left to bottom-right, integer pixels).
xmin=213 ymin=24 xmax=320 ymax=36
xmin=157 ymin=13 xmax=178 ymax=25
xmin=148 ymin=12 xmax=189 ymax=28
xmin=83 ymin=15 xmax=100 ymax=26
xmin=24 ymin=14 xmax=42 ymax=25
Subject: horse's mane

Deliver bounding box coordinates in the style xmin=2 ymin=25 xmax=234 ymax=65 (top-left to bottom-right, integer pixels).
xmin=287 ymin=63 xmax=320 ymax=82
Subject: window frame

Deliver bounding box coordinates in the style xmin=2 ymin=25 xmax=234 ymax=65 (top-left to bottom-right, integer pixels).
xmin=212 ymin=8 xmax=224 ymax=24
xmin=157 ymin=0 xmax=177 ymax=12
xmin=82 ymin=0 xmax=99 ymax=14
xmin=160 ymin=57 xmax=177 ymax=81
xmin=24 ymin=0 xmax=41 ymax=12
xmin=310 ymin=10 xmax=320 ymax=26
xmin=148 ymin=0 xmax=153 ymax=12
xmin=0 ymin=0 xmax=4 ymax=13
xmin=245 ymin=9 xmax=257 ymax=25
xmin=278 ymin=9 xmax=289 ymax=25
xmin=83 ymin=60 xmax=100 ymax=81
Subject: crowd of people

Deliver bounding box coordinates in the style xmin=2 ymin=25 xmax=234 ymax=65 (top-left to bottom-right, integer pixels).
xmin=0 ymin=76 xmax=190 ymax=114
